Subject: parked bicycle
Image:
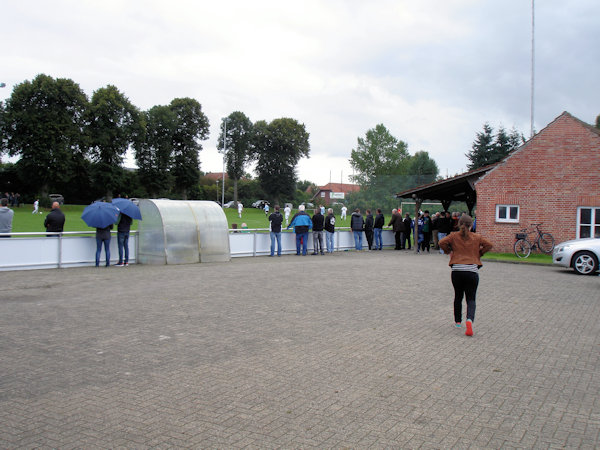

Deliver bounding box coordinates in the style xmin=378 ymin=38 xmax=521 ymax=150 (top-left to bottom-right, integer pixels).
xmin=514 ymin=223 xmax=555 ymax=258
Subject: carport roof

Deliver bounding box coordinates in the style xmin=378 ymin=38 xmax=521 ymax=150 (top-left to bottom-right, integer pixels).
xmin=395 ymin=163 xmax=497 ymax=210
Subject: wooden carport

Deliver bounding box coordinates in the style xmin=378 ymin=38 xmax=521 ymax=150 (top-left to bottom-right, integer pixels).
xmin=395 ymin=164 xmax=497 ymax=251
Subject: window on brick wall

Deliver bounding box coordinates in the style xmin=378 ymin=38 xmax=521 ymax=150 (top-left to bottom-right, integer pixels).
xmin=577 ymin=207 xmax=600 ymax=239
xmin=495 ymin=204 xmax=520 ymax=223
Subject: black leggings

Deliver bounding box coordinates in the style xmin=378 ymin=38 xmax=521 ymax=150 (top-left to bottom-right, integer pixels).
xmin=451 ymin=270 xmax=479 ymax=323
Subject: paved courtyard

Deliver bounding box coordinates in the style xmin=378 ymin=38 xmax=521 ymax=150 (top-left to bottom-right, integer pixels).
xmin=0 ymin=250 xmax=599 ymax=448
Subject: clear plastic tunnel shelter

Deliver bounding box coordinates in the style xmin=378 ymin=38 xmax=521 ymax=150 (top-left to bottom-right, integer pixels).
xmin=137 ymin=199 xmax=230 ymax=265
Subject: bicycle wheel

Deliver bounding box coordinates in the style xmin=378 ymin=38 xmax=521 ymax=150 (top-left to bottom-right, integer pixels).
xmin=538 ymin=233 xmax=555 ymax=253
xmin=514 ymin=239 xmax=531 ymax=258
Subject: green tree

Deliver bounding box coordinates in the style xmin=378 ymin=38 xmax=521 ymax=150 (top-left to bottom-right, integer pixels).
xmin=466 ymin=123 xmax=524 ymax=170
xmin=217 ymin=111 xmax=253 ymax=205
xmin=2 ymin=74 xmax=89 ymax=199
xmin=169 ymin=98 xmax=210 ymax=199
xmin=403 ymin=151 xmax=439 ymax=187
xmin=136 ymin=105 xmax=176 ymax=197
xmin=349 ymin=124 xmax=410 ymax=186
xmin=253 ymin=118 xmax=310 ymax=205
xmin=87 ymin=85 xmax=143 ymax=199
xmin=466 ymin=123 xmax=494 ymax=170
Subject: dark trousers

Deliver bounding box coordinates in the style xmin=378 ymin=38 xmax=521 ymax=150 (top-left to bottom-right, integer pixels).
xmin=394 ymin=231 xmax=402 ymax=249
xmin=400 ymin=231 xmax=411 ymax=249
xmin=421 ymin=231 xmax=431 ymax=251
xmin=451 ymin=270 xmax=479 ymax=323
xmin=365 ymin=229 xmax=374 ymax=250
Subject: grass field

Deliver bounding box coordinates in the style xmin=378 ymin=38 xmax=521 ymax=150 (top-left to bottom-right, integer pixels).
xmin=8 ymin=203 xmax=356 ymax=233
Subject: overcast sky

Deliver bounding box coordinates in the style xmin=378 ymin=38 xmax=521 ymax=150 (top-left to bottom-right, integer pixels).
xmin=2 ymin=0 xmax=599 ymax=185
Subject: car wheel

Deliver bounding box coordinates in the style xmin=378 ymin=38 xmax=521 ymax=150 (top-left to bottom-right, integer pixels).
xmin=572 ymin=251 xmax=599 ymax=275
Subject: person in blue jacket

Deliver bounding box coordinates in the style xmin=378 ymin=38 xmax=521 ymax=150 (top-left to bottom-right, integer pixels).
xmin=287 ymin=204 xmax=312 ymax=255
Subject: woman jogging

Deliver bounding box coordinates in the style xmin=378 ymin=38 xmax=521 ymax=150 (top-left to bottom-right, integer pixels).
xmin=438 ymin=214 xmax=493 ymax=336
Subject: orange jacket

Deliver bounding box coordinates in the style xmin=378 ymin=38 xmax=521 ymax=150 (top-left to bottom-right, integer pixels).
xmin=438 ymin=232 xmax=493 ymax=266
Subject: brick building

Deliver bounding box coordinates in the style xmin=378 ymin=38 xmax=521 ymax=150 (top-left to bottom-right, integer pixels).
xmin=397 ymin=112 xmax=600 ymax=253
xmin=475 ymin=111 xmax=600 ymax=252
xmin=311 ymin=183 xmax=360 ymax=206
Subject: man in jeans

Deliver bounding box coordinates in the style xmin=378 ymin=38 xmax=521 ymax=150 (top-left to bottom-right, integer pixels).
xmin=350 ymin=208 xmax=364 ymax=251
xmin=115 ymin=213 xmax=133 ymax=266
xmin=287 ymin=204 xmax=312 ymax=255
xmin=311 ymin=207 xmax=325 ymax=255
xmin=268 ymin=205 xmax=283 ymax=256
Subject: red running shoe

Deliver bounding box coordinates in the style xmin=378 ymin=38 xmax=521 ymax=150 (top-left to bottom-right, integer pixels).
xmin=465 ymin=320 xmax=473 ymax=336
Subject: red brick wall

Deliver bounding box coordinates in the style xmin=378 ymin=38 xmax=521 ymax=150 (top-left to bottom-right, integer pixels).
xmin=475 ymin=112 xmax=600 ymax=253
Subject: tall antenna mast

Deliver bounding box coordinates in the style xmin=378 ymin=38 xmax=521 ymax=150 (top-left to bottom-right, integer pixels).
xmin=530 ymin=0 xmax=535 ymax=138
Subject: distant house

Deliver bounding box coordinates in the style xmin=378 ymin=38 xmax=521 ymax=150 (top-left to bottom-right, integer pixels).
xmin=203 ymin=172 xmax=229 ymax=182
xmin=397 ymin=112 xmax=600 ymax=253
xmin=311 ymin=183 xmax=360 ymax=206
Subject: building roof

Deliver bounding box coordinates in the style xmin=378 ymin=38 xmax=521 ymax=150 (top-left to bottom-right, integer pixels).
xmin=317 ymin=183 xmax=360 ymax=193
xmin=203 ymin=172 xmax=229 ymax=181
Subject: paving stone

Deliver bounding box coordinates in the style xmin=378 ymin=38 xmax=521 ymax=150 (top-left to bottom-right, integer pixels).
xmin=0 ymin=251 xmax=599 ymax=448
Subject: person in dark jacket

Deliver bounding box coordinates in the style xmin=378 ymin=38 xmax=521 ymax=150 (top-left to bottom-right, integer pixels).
xmin=350 ymin=209 xmax=364 ymax=251
xmin=324 ymin=208 xmax=336 ymax=253
xmin=95 ymin=224 xmax=113 ymax=267
xmin=373 ymin=209 xmax=385 ymax=250
xmin=311 ymin=208 xmax=325 ymax=255
xmin=402 ymin=213 xmax=412 ymax=250
xmin=436 ymin=211 xmax=453 ymax=254
xmin=115 ymin=213 xmax=133 ymax=266
xmin=364 ymin=209 xmax=374 ymax=250
xmin=287 ymin=205 xmax=312 ymax=255
xmin=268 ymin=205 xmax=284 ymax=256
xmin=44 ymin=202 xmax=65 ymax=236
xmin=388 ymin=209 xmax=402 ymax=250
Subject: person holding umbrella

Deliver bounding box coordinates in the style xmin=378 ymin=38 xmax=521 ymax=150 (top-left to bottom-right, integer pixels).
xmin=111 ymin=198 xmax=142 ymax=267
xmin=95 ymin=224 xmax=113 ymax=267
xmin=81 ymin=201 xmax=121 ymax=267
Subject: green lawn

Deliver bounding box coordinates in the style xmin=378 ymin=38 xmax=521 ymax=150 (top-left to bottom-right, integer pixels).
xmin=9 ymin=204 xmax=139 ymax=233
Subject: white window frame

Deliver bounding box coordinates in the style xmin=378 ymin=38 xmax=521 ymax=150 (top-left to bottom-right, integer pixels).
xmin=576 ymin=206 xmax=600 ymax=239
xmin=495 ymin=204 xmax=520 ymax=223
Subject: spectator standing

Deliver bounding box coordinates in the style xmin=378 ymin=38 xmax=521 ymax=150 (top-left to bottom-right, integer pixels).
xmin=364 ymin=209 xmax=374 ymax=250
xmin=341 ymin=205 xmax=347 ymax=221
xmin=388 ymin=209 xmax=402 ymax=250
xmin=268 ymin=205 xmax=284 ymax=257
xmin=324 ymin=208 xmax=336 ymax=253
xmin=421 ymin=210 xmax=432 ymax=252
xmin=350 ymin=208 xmax=364 ymax=251
xmin=115 ymin=213 xmax=132 ymax=266
xmin=287 ymin=204 xmax=312 ymax=255
xmin=44 ymin=202 xmax=65 ymax=234
xmin=437 ymin=211 xmax=453 ymax=254
xmin=0 ymin=198 xmax=15 ymax=238
xmin=95 ymin=224 xmax=113 ymax=267
xmin=311 ymin=208 xmax=325 ymax=255
xmin=402 ymin=213 xmax=412 ymax=250
xmin=439 ymin=214 xmax=493 ymax=336
xmin=373 ymin=208 xmax=385 ymax=250
xmin=431 ymin=212 xmax=440 ymax=250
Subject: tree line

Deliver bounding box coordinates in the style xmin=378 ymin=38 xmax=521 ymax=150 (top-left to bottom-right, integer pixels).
xmin=0 ymin=74 xmax=309 ymax=205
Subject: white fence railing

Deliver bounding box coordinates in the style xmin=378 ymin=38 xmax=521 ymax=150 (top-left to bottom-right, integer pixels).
xmin=0 ymin=229 xmax=396 ymax=271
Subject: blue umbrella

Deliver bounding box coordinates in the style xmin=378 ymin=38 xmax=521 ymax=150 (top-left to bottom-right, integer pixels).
xmin=111 ymin=198 xmax=142 ymax=220
xmin=81 ymin=202 xmax=120 ymax=228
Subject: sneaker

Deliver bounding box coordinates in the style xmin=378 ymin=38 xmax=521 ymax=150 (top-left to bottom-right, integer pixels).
xmin=455 ymin=323 xmax=461 ymax=328
xmin=115 ymin=263 xmax=124 ymax=267
xmin=124 ymin=262 xmax=129 ymax=266
xmin=465 ymin=320 xmax=473 ymax=336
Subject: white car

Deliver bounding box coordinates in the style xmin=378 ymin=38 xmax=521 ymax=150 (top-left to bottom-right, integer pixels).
xmin=553 ymin=238 xmax=600 ymax=275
